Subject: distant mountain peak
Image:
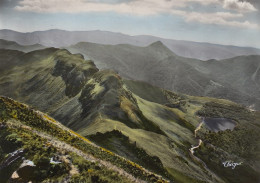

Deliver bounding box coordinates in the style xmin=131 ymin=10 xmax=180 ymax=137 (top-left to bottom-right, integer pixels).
xmin=148 ymin=41 xmax=176 ymax=56
xmin=148 ymin=41 xmax=164 ymax=47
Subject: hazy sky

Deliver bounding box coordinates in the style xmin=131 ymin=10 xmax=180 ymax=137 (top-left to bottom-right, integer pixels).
xmin=0 ymin=0 xmax=260 ymax=48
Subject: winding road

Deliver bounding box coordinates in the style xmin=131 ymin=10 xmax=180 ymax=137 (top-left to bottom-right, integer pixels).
xmin=189 ymin=119 xmax=204 ymax=155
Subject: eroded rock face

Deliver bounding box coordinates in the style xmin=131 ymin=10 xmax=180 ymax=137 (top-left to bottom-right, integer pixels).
xmin=79 ymin=70 xmax=122 ymax=115
xmin=52 ymin=53 xmax=98 ymax=97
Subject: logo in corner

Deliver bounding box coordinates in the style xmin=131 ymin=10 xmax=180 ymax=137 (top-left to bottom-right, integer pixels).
xmin=222 ymin=161 xmax=242 ymax=169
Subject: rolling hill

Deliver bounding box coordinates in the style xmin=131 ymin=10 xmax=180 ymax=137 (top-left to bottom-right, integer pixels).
xmin=0 ymin=39 xmax=45 ymax=52
xmin=0 ymin=48 xmax=259 ymax=183
xmin=1 ymin=29 xmax=260 ymax=60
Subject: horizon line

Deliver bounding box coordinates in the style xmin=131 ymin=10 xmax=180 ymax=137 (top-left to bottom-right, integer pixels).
xmin=1 ymin=28 xmax=260 ymax=50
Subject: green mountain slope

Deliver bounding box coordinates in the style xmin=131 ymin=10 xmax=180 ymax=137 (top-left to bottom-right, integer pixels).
xmin=67 ymin=42 xmax=260 ymax=110
xmin=67 ymin=41 xmax=174 ymax=79
xmin=0 ymin=48 xmax=259 ymax=183
xmin=0 ymin=49 xmax=24 ymax=73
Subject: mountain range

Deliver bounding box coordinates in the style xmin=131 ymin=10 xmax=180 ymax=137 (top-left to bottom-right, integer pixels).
xmin=1 ymin=29 xmax=260 ymax=60
xmin=67 ymin=41 xmax=260 ymax=110
xmin=0 ymin=47 xmax=259 ymax=183
xmin=0 ymin=38 xmax=259 ymax=110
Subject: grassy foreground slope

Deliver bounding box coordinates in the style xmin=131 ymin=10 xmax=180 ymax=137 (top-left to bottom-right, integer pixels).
xmin=0 ymin=48 xmax=259 ymax=183
xmin=0 ymin=96 xmax=167 ymax=183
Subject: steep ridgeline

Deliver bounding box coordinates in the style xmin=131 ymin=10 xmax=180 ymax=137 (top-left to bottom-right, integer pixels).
xmin=0 ymin=48 xmax=259 ymax=183
xmin=67 ymin=41 xmax=260 ymax=110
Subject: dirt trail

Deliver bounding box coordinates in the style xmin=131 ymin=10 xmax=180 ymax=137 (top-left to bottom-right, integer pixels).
xmin=189 ymin=139 xmax=202 ymax=154
xmin=34 ymin=110 xmax=166 ymax=182
xmin=189 ymin=120 xmax=203 ymax=154
xmin=30 ymin=126 xmax=147 ymax=183
xmin=194 ymin=121 xmax=203 ymax=138
xmin=189 ymin=118 xmax=225 ymax=183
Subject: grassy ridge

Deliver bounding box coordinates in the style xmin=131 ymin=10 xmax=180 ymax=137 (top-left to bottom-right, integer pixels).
xmin=88 ymin=130 xmax=169 ymax=178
